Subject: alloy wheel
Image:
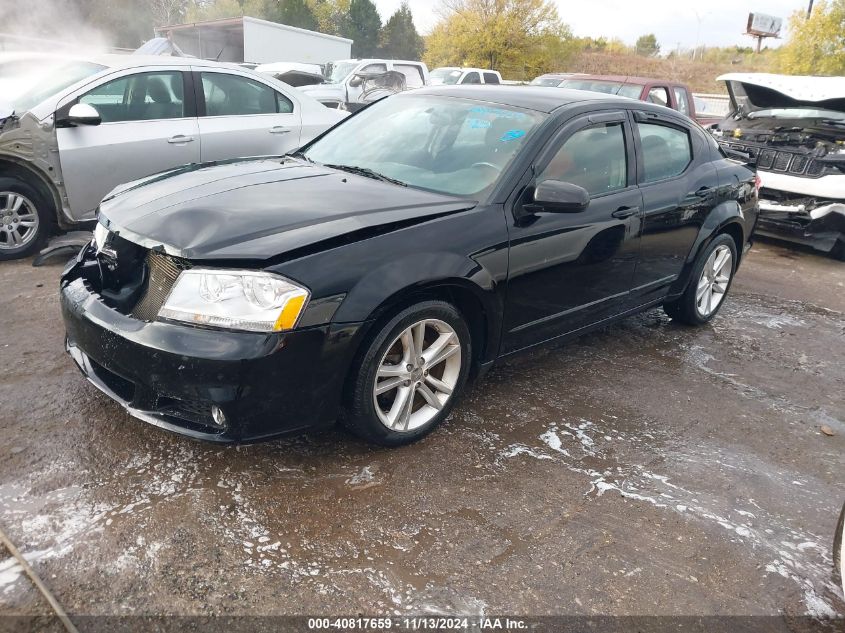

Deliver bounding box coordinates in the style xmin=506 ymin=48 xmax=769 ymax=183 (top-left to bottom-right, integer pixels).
xmin=0 ymin=192 xmax=39 ymax=251
xmin=373 ymin=318 xmax=462 ymax=432
xmin=696 ymin=244 xmax=733 ymax=318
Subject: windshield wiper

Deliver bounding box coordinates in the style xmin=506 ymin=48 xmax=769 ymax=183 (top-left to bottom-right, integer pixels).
xmin=821 ymin=118 xmax=845 ymax=128
xmin=286 ymin=150 xmax=314 ymax=163
xmin=324 ymin=163 xmax=407 ymax=187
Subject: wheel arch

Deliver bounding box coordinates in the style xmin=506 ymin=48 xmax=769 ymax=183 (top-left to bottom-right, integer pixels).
xmin=668 ymin=201 xmax=747 ymax=297
xmin=0 ymin=156 xmax=63 ymax=226
xmin=333 ymin=251 xmax=503 ymax=378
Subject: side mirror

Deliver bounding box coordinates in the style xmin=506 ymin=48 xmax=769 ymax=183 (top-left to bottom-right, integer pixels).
xmin=532 ymin=180 xmax=590 ymax=212
xmin=348 ymin=76 xmax=363 ymax=88
xmin=0 ymin=100 xmax=13 ymax=120
xmin=66 ymin=103 xmax=102 ymax=126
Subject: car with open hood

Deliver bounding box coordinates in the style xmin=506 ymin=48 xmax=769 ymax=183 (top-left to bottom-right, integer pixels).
xmin=298 ymin=59 xmax=428 ymax=109
xmin=60 ymin=86 xmax=757 ymax=447
xmin=712 ymin=73 xmax=845 ymax=260
xmin=0 ymin=54 xmax=345 ymax=260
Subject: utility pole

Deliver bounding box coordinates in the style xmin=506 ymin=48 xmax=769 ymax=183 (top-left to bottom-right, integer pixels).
xmin=808 ymin=0 xmax=814 ymax=17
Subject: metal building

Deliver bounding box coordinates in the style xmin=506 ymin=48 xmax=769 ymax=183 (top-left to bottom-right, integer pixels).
xmin=155 ymin=16 xmax=352 ymax=65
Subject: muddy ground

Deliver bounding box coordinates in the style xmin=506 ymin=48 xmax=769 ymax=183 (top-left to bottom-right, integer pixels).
xmin=0 ymin=240 xmax=843 ymax=629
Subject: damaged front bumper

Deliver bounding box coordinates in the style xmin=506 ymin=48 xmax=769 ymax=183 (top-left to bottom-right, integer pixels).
xmin=757 ymin=194 xmax=845 ymax=257
xmin=60 ymin=248 xmax=362 ymax=442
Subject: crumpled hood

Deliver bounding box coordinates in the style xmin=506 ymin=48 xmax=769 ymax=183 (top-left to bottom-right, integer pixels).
xmin=99 ymin=158 xmax=475 ymax=261
xmin=718 ymin=73 xmax=845 ymax=114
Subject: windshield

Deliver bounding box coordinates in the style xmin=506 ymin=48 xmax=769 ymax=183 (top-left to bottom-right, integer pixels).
xmin=430 ymin=68 xmax=462 ymax=85
xmin=303 ymin=94 xmax=547 ymax=197
xmin=561 ymin=79 xmax=642 ymax=99
xmin=746 ymin=107 xmax=845 ymax=121
xmin=530 ymin=77 xmax=563 ymax=87
xmin=9 ymin=60 xmax=104 ymax=113
xmin=326 ymin=61 xmax=358 ymax=84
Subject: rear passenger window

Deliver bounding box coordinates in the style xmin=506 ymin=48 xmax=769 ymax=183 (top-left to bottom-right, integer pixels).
xmin=201 ymin=73 xmax=287 ymax=116
xmin=673 ymin=87 xmax=690 ymax=116
xmin=483 ymin=72 xmax=500 ymax=84
xmin=647 ymin=87 xmax=669 ymax=107
xmin=540 ymin=122 xmax=628 ymax=196
xmin=462 ymin=72 xmax=481 ymax=85
xmin=637 ymin=122 xmax=692 ymax=183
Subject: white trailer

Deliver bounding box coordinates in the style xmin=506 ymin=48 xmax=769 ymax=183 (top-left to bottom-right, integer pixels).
xmin=156 ymin=16 xmax=352 ymax=65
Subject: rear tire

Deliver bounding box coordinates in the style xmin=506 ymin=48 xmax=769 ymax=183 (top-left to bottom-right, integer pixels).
xmin=0 ymin=176 xmax=53 ymax=261
xmin=343 ymin=300 xmax=471 ymax=446
xmin=664 ymin=233 xmax=738 ymax=326
xmin=829 ymin=238 xmax=845 ymax=262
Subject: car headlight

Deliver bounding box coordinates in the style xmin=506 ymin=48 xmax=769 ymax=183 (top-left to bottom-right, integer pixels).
xmin=92 ymin=222 xmax=110 ymax=252
xmin=158 ymin=269 xmax=310 ymax=333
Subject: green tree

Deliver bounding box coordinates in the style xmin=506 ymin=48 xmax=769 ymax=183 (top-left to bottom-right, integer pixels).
xmin=777 ymin=0 xmax=845 ymax=75
xmin=425 ymin=0 xmax=574 ymax=80
xmin=635 ymin=33 xmax=660 ymax=57
xmin=342 ymin=0 xmax=382 ymax=57
xmin=264 ymin=0 xmax=319 ymax=29
xmin=380 ymin=2 xmax=423 ymax=59
xmin=313 ymin=0 xmax=350 ymax=36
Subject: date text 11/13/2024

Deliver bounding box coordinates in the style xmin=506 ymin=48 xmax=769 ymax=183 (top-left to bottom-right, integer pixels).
xmin=306 ymin=617 xmax=528 ymax=630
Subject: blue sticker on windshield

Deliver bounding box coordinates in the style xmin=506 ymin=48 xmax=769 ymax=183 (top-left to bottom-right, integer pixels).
xmin=467 ymin=118 xmax=492 ymax=129
xmin=500 ymin=129 xmax=526 ymax=142
xmin=469 ymin=106 xmax=526 ymax=119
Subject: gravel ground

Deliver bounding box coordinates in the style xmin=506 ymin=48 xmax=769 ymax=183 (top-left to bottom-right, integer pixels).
xmin=0 ymin=240 xmax=843 ymax=629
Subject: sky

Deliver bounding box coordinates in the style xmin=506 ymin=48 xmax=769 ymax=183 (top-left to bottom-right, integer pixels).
xmin=372 ymin=0 xmax=813 ymax=49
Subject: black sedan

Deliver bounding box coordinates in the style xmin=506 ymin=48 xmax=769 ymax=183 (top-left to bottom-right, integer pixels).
xmin=60 ymin=86 xmax=758 ymax=446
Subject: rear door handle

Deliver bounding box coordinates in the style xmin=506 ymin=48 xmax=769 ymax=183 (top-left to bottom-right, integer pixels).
xmin=612 ymin=206 xmax=640 ymax=219
xmin=269 ymin=126 xmax=291 ymax=135
xmin=167 ymin=135 xmax=195 ymax=144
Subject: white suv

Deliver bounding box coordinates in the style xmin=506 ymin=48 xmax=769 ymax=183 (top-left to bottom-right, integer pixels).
xmin=298 ymin=59 xmax=429 ymax=109
xmin=429 ymin=67 xmax=502 ymax=86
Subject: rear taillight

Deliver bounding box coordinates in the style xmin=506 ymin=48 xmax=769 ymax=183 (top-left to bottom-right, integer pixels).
xmin=754 ymin=174 xmax=761 ymax=195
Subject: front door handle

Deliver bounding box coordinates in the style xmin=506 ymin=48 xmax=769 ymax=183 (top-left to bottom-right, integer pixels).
xmin=612 ymin=206 xmax=640 ymax=219
xmin=167 ymin=135 xmax=195 ymax=144
xmin=269 ymin=126 xmax=291 ymax=135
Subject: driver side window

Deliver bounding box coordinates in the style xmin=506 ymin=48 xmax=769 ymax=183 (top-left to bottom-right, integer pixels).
xmin=540 ymin=122 xmax=628 ymax=196
xmin=79 ymin=71 xmax=186 ymax=123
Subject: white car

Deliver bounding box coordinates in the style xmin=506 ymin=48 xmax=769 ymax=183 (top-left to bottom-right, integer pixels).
xmin=299 ymin=59 xmax=428 ymax=109
xmin=429 ymin=67 xmax=502 ymax=86
xmin=0 ymin=54 xmax=346 ymax=260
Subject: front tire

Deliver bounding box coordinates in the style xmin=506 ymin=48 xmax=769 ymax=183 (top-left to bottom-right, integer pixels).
xmin=0 ymin=177 xmax=53 ymax=261
xmin=664 ymin=233 xmax=738 ymax=326
xmin=344 ymin=300 xmax=471 ymax=446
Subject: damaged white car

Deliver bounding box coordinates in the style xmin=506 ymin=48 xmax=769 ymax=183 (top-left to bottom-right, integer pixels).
xmin=0 ymin=55 xmax=345 ymax=260
xmin=713 ymin=73 xmax=845 ymax=260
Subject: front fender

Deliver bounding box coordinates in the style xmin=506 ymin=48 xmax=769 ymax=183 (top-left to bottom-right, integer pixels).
xmin=332 ymin=250 xmax=503 ymax=358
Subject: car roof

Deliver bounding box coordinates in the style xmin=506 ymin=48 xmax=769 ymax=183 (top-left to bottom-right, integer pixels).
xmin=87 ymin=54 xmax=244 ymax=70
xmin=412 ymin=85 xmax=634 ymax=113
xmin=567 ymin=74 xmax=683 ymax=87
xmin=332 ymin=58 xmax=424 ymax=65
xmin=434 ymin=67 xmax=499 ymax=73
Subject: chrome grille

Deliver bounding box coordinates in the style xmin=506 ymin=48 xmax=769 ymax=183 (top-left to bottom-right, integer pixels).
xmin=773 ymin=152 xmax=791 ymax=171
xmin=131 ymin=251 xmax=192 ymax=322
xmin=757 ymin=149 xmax=775 ymax=170
xmin=719 ymin=141 xmax=826 ymax=178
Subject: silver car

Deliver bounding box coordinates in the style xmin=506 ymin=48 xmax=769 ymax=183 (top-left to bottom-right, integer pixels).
xmin=0 ymin=54 xmax=345 ymax=260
